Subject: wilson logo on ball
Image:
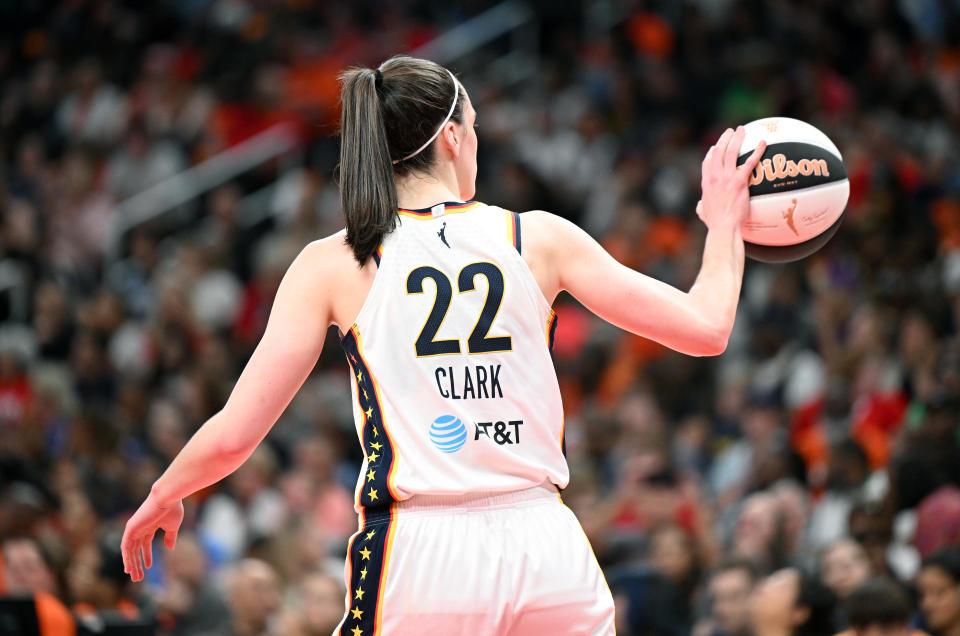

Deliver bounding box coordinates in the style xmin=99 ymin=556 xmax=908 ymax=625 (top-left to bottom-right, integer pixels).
xmin=750 ymin=154 xmax=830 ymax=186
xmin=738 ymin=141 xmax=846 ymax=198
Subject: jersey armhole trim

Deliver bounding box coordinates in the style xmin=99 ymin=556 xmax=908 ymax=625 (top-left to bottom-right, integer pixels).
xmin=546 ymin=308 xmax=558 ymax=352
xmin=506 ymin=209 xmax=521 ymax=254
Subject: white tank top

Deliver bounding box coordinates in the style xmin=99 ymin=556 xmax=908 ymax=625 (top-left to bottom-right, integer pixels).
xmin=340 ymin=201 xmax=567 ymax=511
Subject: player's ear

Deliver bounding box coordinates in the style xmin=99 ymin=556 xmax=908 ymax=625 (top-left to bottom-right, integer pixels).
xmin=444 ymin=121 xmax=461 ymax=159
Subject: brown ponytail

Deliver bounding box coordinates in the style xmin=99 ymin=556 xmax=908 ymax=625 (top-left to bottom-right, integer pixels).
xmin=338 ymin=68 xmax=397 ymax=264
xmin=338 ymin=56 xmax=464 ymax=264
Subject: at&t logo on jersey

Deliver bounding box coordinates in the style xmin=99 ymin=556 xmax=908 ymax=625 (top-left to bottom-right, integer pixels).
xmin=429 ymin=415 xmax=525 ymax=453
xmin=429 ymin=415 xmax=467 ymax=453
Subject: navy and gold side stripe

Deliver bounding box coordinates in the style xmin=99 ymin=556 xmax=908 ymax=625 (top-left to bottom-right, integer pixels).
xmin=341 ymin=326 xmax=398 ymax=508
xmin=372 ymin=245 xmax=383 ymax=267
xmin=506 ymin=210 xmax=521 ymax=253
xmin=546 ymin=308 xmax=558 ymax=353
xmin=339 ymin=506 xmax=398 ymax=636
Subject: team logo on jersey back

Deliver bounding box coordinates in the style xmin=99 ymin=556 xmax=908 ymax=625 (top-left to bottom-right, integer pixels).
xmin=437 ymin=221 xmax=450 ymax=248
xmin=429 ymin=415 xmax=467 ymax=453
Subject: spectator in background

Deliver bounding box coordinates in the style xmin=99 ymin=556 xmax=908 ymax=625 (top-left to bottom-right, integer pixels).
xmin=835 ymin=578 xmax=929 ymax=636
xmin=46 ymin=151 xmax=115 ymax=277
xmin=693 ymin=559 xmax=756 ymax=636
xmin=154 ymin=533 xmax=231 ymax=636
xmin=807 ymin=439 xmax=873 ymax=551
xmin=709 ymin=391 xmax=786 ymax=510
xmin=848 ymin=500 xmax=898 ymax=580
xmin=106 ymin=117 xmax=186 ymax=202
xmin=55 ymin=58 xmax=129 ymax=148
xmin=648 ymin=522 xmax=701 ymax=628
xmin=749 ymin=568 xmax=837 ymax=636
xmin=69 ymin=533 xmax=152 ymax=633
xmin=914 ymin=483 xmax=960 ymax=562
xmin=731 ymin=491 xmax=789 ymax=573
xmin=276 ymin=571 xmax=345 ymax=636
xmin=198 ymin=446 xmax=287 ymax=564
xmin=224 ymin=558 xmax=281 ymax=636
xmin=1 ymin=537 xmax=76 ymax=636
xmin=917 ymin=547 xmax=960 ymax=636
xmin=820 ymin=538 xmax=873 ymax=602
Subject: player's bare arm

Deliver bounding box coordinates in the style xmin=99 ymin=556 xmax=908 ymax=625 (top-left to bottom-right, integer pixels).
xmin=120 ymin=234 xmax=348 ymax=581
xmin=522 ymin=126 xmax=766 ymax=357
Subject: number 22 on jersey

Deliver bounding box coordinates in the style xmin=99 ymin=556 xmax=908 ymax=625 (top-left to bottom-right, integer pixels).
xmin=406 ymin=261 xmax=512 ymax=357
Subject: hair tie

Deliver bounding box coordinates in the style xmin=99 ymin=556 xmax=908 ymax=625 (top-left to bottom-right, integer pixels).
xmin=392 ymin=68 xmax=459 ymax=165
xmin=374 ymin=68 xmax=383 ymax=89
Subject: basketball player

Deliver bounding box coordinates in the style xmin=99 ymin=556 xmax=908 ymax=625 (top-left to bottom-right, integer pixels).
xmin=121 ymin=56 xmax=766 ymax=635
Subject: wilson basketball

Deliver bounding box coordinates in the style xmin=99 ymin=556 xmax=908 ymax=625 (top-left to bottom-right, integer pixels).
xmin=735 ymin=117 xmax=849 ymax=263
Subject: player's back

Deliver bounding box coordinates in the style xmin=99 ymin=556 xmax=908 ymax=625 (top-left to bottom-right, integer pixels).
xmin=341 ymin=201 xmax=566 ymax=510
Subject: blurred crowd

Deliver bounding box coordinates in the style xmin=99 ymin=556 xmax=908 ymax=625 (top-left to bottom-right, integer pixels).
xmin=1 ymin=0 xmax=960 ymax=635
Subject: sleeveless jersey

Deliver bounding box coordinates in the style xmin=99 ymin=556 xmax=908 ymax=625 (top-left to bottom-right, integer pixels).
xmin=340 ymin=201 xmax=567 ymax=511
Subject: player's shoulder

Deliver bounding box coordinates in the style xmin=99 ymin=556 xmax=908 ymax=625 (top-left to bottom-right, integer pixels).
xmin=515 ymin=209 xmax=583 ymax=254
xmin=289 ymin=230 xmax=365 ymax=284
xmin=518 ymin=209 xmax=575 ymax=229
xmin=297 ymin=229 xmax=351 ymax=266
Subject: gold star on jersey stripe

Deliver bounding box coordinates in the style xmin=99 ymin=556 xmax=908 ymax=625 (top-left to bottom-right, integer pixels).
xmin=356 ymin=371 xmax=363 ymax=383
xmin=355 ymin=586 xmax=365 ymax=600
xmin=369 ymin=441 xmax=383 ymax=451
xmin=368 ymin=488 xmax=378 ymax=501
xmin=367 ymin=451 xmax=379 ymax=463
xmin=351 ymin=606 xmax=363 ymax=620
xmin=366 ymin=469 xmax=375 ymax=482
xmin=372 ymin=426 xmax=379 ymax=437
xmin=351 ymin=625 xmax=362 ymax=636
xmin=359 ymin=567 xmax=367 ymax=580
xmin=365 ymin=529 xmax=376 ymax=540
xmin=364 ymin=406 xmax=373 ymax=418
xmin=362 ymin=389 xmax=369 ymax=400
xmin=360 ymin=547 xmax=371 ymax=560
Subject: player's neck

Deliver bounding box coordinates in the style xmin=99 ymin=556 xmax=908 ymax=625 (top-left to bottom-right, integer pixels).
xmin=395 ymin=168 xmax=463 ymax=210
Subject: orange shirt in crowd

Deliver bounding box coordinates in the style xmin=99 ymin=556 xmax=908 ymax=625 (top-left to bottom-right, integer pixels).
xmin=35 ymin=592 xmax=77 ymax=636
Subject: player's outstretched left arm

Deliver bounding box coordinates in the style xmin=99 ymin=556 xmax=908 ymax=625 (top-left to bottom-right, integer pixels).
xmin=121 ymin=237 xmax=339 ymax=581
xmin=524 ymin=127 xmax=765 ymax=357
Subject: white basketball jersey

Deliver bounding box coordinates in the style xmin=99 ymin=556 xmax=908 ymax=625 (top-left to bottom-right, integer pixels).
xmin=340 ymin=201 xmax=567 ymax=511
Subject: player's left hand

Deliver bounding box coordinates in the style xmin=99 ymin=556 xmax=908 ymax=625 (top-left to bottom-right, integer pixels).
xmin=121 ymin=494 xmax=183 ymax=582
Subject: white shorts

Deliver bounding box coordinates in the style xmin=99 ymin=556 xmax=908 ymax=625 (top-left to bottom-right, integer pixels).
xmin=334 ymin=482 xmax=615 ymax=635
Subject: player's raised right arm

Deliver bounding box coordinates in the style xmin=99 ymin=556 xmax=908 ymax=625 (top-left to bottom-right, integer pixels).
xmin=524 ymin=127 xmax=765 ymax=357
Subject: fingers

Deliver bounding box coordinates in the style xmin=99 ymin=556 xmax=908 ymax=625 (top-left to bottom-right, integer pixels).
xmin=124 ymin=544 xmax=141 ymax=582
xmin=741 ymin=139 xmax=767 ymax=175
xmin=133 ymin=542 xmax=143 ymax=581
xmin=712 ymin=128 xmax=734 ymax=170
xmin=121 ymin=532 xmax=150 ymax=581
xmin=143 ymin=538 xmax=153 ymax=570
xmin=121 ymin=534 xmax=132 ymax=578
xmin=725 ymin=125 xmax=746 ymax=169
xmin=121 ymin=530 xmax=139 ymax=581
xmin=164 ymin=526 xmax=178 ymax=551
